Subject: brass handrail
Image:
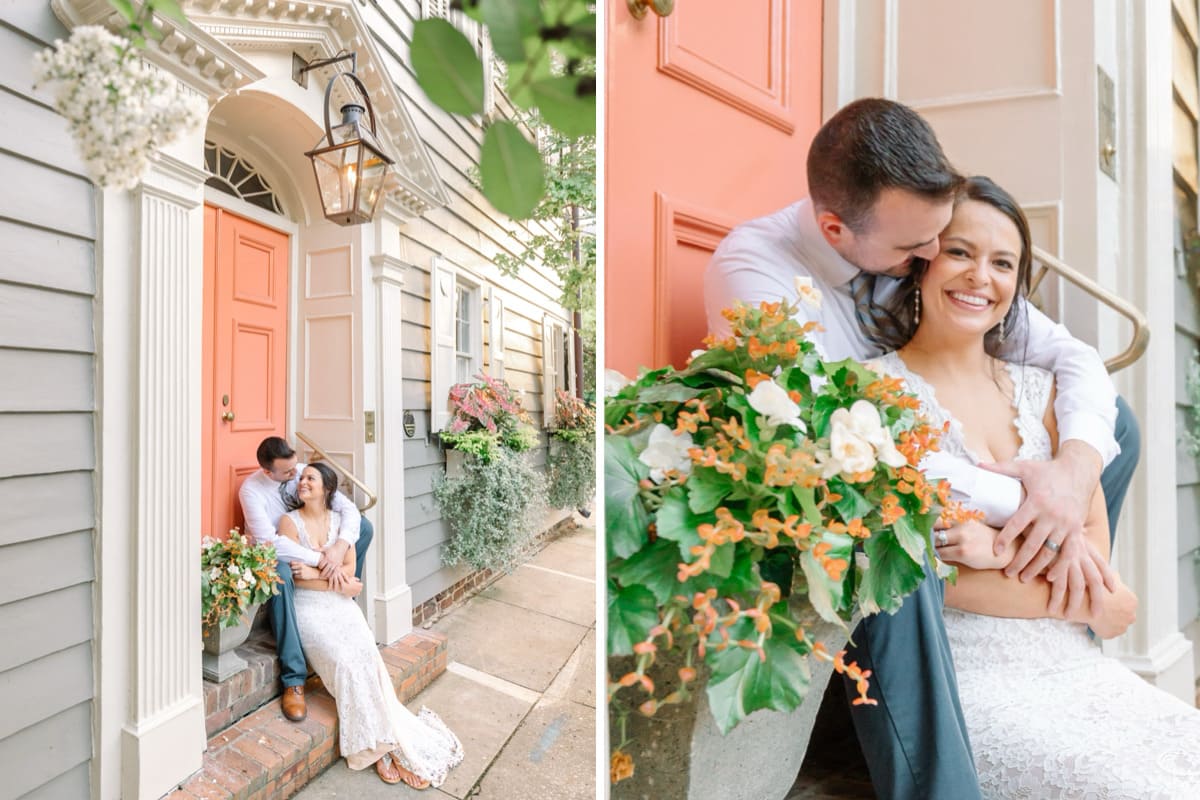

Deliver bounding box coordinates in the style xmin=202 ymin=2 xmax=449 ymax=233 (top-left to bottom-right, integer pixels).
xmin=294 ymin=430 xmax=378 ymax=513
xmin=1029 ymin=245 xmax=1150 ymax=373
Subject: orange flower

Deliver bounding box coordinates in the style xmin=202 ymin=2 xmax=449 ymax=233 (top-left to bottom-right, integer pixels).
xmin=610 ymin=750 xmax=635 ymax=783
xmin=745 ymin=369 xmax=773 ymax=389
xmin=846 ymin=518 xmax=870 ymax=539
xmin=881 ymin=493 xmax=906 ymax=525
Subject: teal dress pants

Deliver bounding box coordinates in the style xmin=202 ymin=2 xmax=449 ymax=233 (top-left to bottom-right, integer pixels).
xmin=844 ymin=396 xmax=1139 ymax=799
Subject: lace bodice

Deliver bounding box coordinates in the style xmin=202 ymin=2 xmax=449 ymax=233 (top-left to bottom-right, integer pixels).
xmin=873 ymin=352 xmax=1200 ymax=798
xmin=871 ymin=351 xmax=1054 ymax=465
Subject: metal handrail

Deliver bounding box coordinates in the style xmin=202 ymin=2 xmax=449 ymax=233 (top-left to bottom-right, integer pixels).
xmin=1029 ymin=245 xmax=1150 ymax=373
xmin=294 ymin=430 xmax=378 ymax=513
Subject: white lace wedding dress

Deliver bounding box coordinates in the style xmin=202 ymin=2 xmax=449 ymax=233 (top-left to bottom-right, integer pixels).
xmin=876 ymin=352 xmax=1200 ymax=799
xmin=288 ymin=510 xmax=464 ymax=785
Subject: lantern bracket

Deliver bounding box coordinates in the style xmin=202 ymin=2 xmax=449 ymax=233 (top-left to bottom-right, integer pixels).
xmin=292 ymin=50 xmax=358 ymax=90
xmin=315 ymin=71 xmax=388 ymax=157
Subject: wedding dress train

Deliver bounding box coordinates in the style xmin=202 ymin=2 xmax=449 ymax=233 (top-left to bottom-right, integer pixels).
xmin=288 ymin=510 xmax=464 ymax=785
xmin=877 ymin=352 xmax=1200 ymax=799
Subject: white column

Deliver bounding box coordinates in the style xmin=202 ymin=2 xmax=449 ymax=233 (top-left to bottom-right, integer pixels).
xmin=1110 ymin=0 xmax=1195 ymax=700
xmin=117 ymin=152 xmax=208 ymax=798
xmin=368 ymin=204 xmax=414 ymax=643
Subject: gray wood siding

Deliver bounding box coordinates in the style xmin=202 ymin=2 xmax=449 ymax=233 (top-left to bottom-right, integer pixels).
xmin=0 ymin=10 xmax=97 ymax=799
xmin=363 ymin=0 xmax=570 ymax=605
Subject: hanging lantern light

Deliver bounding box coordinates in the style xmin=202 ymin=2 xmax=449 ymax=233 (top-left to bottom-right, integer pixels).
xmin=301 ymin=57 xmax=394 ymax=226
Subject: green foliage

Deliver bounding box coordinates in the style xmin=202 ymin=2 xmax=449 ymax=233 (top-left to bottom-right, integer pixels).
xmin=548 ymin=436 xmax=594 ymax=509
xmin=411 ymin=0 xmax=596 ymax=219
xmin=504 ymin=423 xmax=542 ymax=452
xmin=107 ymin=0 xmax=188 ymax=50
xmin=607 ymin=297 xmax=962 ymax=749
xmin=201 ymin=529 xmax=280 ymax=630
xmin=435 ymin=447 xmax=547 ymax=571
xmin=439 ymin=429 xmax=504 ymax=462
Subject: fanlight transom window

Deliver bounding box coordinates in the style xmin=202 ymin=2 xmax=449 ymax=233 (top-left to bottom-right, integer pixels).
xmin=204 ymin=141 xmax=285 ymax=216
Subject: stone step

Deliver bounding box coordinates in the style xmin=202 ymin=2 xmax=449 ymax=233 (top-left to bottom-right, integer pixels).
xmin=164 ymin=630 xmax=447 ymax=800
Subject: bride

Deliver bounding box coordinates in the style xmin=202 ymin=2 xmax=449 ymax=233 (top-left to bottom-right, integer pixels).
xmin=870 ymin=176 xmax=1200 ymax=797
xmin=277 ymin=461 xmax=464 ymax=788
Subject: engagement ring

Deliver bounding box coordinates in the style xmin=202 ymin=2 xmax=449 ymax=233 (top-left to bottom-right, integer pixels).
xmin=1043 ymin=540 xmax=1061 ymax=553
xmin=936 ymin=531 xmax=948 ymax=547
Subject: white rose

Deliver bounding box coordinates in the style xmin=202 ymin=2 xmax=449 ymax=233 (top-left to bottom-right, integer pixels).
xmin=638 ymin=423 xmax=694 ymax=483
xmin=829 ymin=424 xmax=877 ymax=474
xmin=747 ymin=379 xmax=806 ymax=436
xmin=794 ymin=275 xmax=823 ymax=309
xmin=827 ymin=400 xmax=906 ymax=475
xmin=227 ymin=564 xmax=240 ymax=576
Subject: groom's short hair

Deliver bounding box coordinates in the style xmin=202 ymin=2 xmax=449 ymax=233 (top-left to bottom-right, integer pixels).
xmin=807 ymin=98 xmax=962 ymax=232
xmin=256 ymin=436 xmax=296 ymax=469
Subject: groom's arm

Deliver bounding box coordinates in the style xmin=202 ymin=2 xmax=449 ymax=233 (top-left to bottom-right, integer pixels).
xmin=704 ymin=229 xmax=820 ymax=340
xmin=990 ymin=302 xmax=1117 ymax=580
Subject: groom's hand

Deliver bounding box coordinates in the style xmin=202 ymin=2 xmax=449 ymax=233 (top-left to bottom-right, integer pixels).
xmin=318 ymin=538 xmax=351 ymax=589
xmin=983 ymin=440 xmax=1112 ymax=601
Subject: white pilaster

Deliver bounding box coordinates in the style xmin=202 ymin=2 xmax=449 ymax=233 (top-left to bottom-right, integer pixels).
xmin=369 ymin=204 xmax=414 ymax=643
xmin=1109 ymin=0 xmax=1194 ymax=700
xmin=118 ymin=151 xmax=208 ymax=799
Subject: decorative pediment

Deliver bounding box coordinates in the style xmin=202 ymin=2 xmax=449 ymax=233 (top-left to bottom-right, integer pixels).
xmin=51 ymin=0 xmax=450 ymax=217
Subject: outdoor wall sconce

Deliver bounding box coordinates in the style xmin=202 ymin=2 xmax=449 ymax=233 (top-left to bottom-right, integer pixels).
xmin=627 ymin=0 xmax=674 ymax=18
xmin=294 ymin=52 xmax=394 ymax=226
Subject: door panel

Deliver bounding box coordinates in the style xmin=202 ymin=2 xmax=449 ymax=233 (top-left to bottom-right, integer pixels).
xmin=203 ymin=205 xmax=289 ymax=539
xmin=606 ymin=0 xmax=823 ymax=374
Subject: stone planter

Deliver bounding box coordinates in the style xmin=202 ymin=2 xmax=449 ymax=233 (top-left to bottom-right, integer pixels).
xmin=445 ymin=447 xmax=468 ymax=479
xmin=202 ymin=603 xmax=263 ymax=683
xmin=611 ymin=610 xmax=853 ymax=800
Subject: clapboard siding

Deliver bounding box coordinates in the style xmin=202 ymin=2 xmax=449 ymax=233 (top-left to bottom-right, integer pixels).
xmin=367 ymin=0 xmax=578 ymax=606
xmin=0 ymin=10 xmax=96 ymax=796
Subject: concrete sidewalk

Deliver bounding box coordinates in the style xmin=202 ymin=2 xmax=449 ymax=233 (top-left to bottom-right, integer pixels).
xmin=296 ymin=518 xmax=597 ymax=799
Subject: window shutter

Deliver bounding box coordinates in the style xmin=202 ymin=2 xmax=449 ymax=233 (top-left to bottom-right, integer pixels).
xmin=542 ymin=313 xmax=557 ymax=428
xmin=564 ymin=320 xmax=577 ymax=396
xmin=421 ymin=0 xmax=450 ymax=19
xmin=430 ymin=257 xmax=457 ymax=432
xmin=488 ymin=287 xmax=506 ymax=379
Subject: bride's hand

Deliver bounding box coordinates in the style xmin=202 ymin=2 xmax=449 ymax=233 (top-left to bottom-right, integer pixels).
xmin=935 ymin=520 xmax=1015 ymax=571
xmin=336 ymin=576 xmax=363 ymax=599
xmin=1068 ymin=573 xmax=1137 ymax=639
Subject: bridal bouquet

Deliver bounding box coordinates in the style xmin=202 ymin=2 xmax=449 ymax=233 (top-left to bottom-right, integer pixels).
xmin=606 ymin=283 xmax=968 ymax=778
xmin=201 ymin=528 xmax=280 ymax=630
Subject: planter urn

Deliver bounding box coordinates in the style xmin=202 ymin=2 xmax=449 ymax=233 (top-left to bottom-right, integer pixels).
xmin=201 ymin=603 xmax=262 ymax=683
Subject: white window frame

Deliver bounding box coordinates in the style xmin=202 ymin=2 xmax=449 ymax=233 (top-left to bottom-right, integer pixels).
xmin=488 ymin=287 xmax=507 ymax=379
xmin=430 ymin=257 xmax=484 ymax=432
xmin=542 ymin=313 xmax=576 ymax=429
xmin=421 ymin=0 xmax=497 ymax=118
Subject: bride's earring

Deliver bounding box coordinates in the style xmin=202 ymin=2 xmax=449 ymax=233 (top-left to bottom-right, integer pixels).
xmin=997 ymin=314 xmax=1007 ymax=343
xmin=913 ymin=288 xmax=921 ymax=326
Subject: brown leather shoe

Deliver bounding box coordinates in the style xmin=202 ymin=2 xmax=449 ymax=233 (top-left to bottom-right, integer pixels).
xmin=281 ymin=685 xmax=307 ymax=722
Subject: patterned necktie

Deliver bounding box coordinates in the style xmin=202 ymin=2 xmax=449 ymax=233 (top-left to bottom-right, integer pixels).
xmin=848 ymin=271 xmax=905 ymax=349
xmin=279 ymin=480 xmax=301 ymax=511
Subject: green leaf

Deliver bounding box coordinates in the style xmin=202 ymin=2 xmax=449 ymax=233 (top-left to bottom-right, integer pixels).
xmin=705 ymin=620 xmax=812 ymax=733
xmin=604 ymin=436 xmax=651 ymax=559
xmin=480 ymin=0 xmax=542 ymax=63
xmin=480 ymin=120 xmax=545 ymax=218
xmin=607 ymin=583 xmax=659 ymax=656
xmin=892 ymin=513 xmax=930 ymax=568
xmin=110 ymin=0 xmax=137 ymax=24
xmin=611 ymin=538 xmax=681 ymax=605
xmin=148 ymin=0 xmax=189 ymax=27
xmin=686 ymin=467 xmax=731 ymax=515
xmin=811 ymin=395 xmax=842 ymax=439
xmin=856 ymin=530 xmax=927 ymax=616
xmin=717 ymin=546 xmax=761 ymax=597
xmin=636 ymin=383 xmax=702 ymax=404
xmin=411 ymin=19 xmax=485 ymax=116
xmin=707 ymin=541 xmax=735 ymax=579
xmin=829 ymin=479 xmax=873 ymax=522
xmin=655 ymin=490 xmax=703 ymax=560
xmin=530 ymin=76 xmax=596 ymax=138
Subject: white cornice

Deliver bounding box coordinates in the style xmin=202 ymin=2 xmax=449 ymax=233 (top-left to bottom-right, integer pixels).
xmin=51 ymin=0 xmax=450 ymax=217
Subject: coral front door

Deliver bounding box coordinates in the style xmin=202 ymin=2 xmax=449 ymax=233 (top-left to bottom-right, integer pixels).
xmin=605 ymin=0 xmax=823 ymax=374
xmin=202 ymin=205 xmax=290 ymax=539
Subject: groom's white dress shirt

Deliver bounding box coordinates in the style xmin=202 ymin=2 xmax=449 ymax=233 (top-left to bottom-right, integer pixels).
xmin=704 ymin=199 xmax=1120 ymax=523
xmin=239 ymin=463 xmax=362 ymax=565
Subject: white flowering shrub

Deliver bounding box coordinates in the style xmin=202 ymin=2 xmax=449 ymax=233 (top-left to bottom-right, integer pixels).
xmin=32 ymin=25 xmax=205 ymax=189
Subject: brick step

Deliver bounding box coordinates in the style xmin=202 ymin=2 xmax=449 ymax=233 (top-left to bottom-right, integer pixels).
xmin=166 ymin=630 xmax=447 ymax=800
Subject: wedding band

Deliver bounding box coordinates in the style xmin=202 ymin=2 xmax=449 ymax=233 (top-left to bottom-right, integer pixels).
xmin=936 ymin=531 xmax=948 ymax=547
xmin=1043 ymin=540 xmax=1061 ymax=553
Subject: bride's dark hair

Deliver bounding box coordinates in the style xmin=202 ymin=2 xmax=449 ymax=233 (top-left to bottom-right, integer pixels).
xmin=876 ymin=175 xmax=1033 ymax=356
xmin=307 ymin=461 xmax=339 ymax=510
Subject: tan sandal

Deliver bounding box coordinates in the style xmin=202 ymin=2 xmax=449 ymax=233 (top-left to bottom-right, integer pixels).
xmin=374 ymin=754 xmax=403 ymax=785
xmin=389 ymin=750 xmax=431 ymax=790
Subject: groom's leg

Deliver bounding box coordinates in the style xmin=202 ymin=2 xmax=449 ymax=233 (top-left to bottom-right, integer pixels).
xmin=842 ymin=557 xmax=981 ymax=800
xmin=270 ymin=558 xmax=307 ymax=686
xmin=1100 ymin=395 xmax=1139 ymax=551
xmin=354 ymin=516 xmax=374 ymax=579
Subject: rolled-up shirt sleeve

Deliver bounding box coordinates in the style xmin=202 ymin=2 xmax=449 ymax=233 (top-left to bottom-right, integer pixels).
xmin=1008 ymin=300 xmax=1118 ymax=467
xmin=921 ymin=451 xmax=1024 ymax=527
xmin=705 ymin=233 xmax=817 ymax=339
xmin=331 ymin=491 xmax=361 ymax=547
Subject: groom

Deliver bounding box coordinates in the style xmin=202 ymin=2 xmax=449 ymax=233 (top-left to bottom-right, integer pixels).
xmin=705 ymin=98 xmax=1139 ymax=799
xmin=239 ymin=436 xmax=374 ymax=722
